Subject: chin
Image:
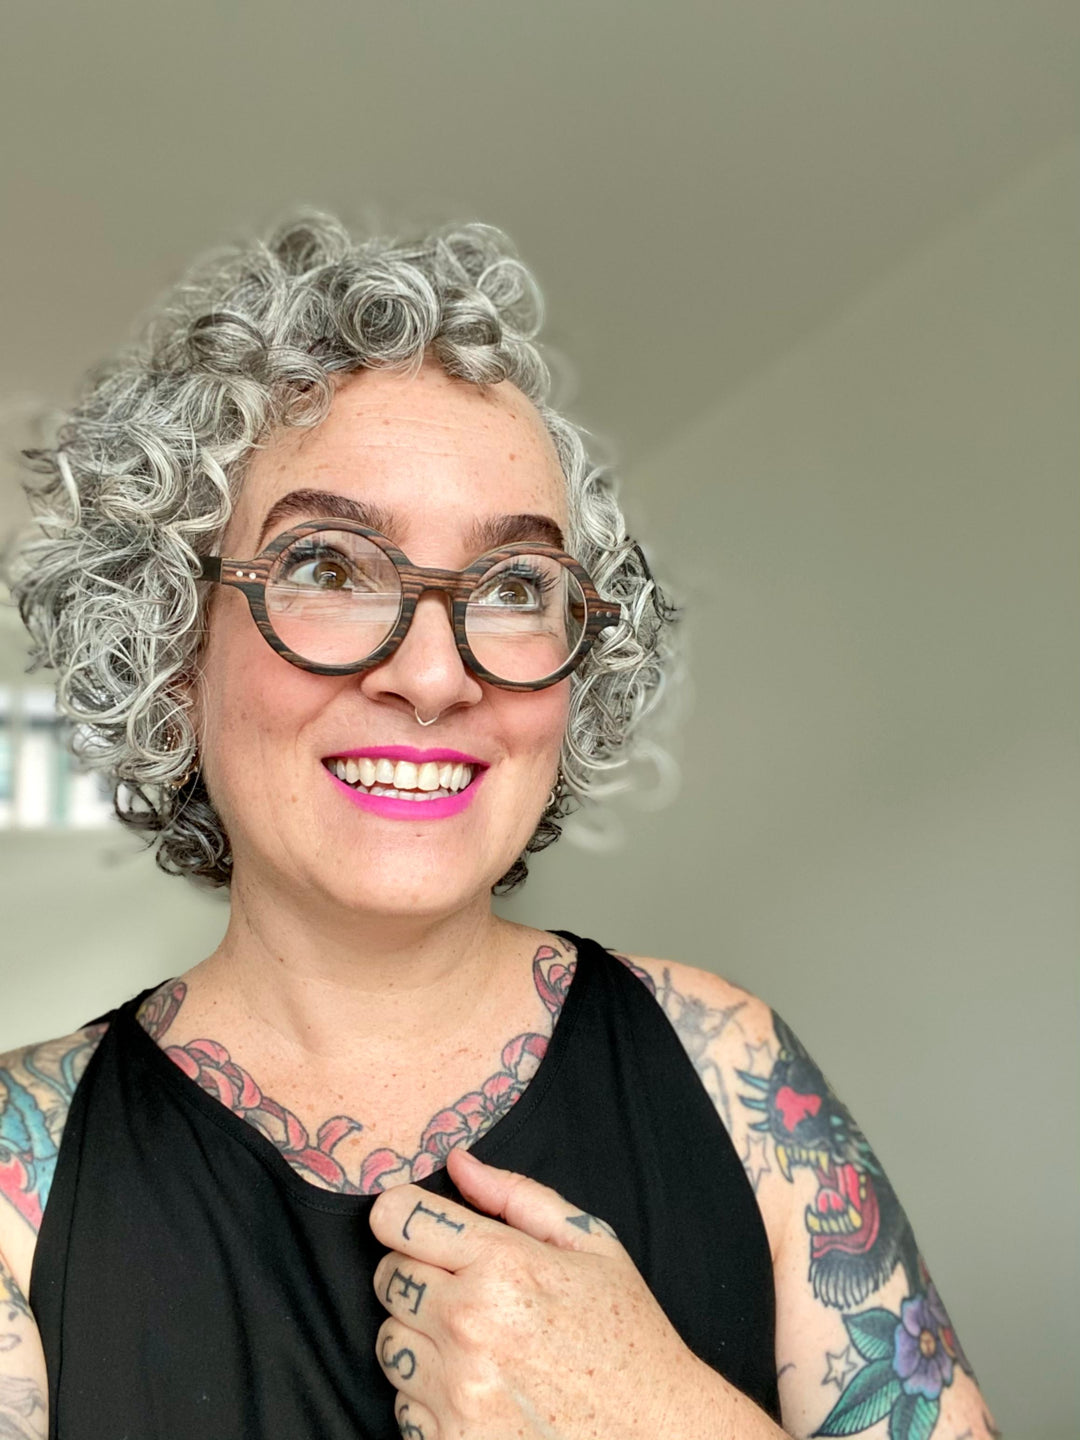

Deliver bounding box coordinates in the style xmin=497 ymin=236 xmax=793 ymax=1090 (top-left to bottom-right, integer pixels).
xmin=315 ymin=859 xmax=499 ymax=918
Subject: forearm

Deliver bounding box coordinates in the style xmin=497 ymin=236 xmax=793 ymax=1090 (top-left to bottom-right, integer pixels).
xmin=649 ymin=1353 xmax=790 ymax=1440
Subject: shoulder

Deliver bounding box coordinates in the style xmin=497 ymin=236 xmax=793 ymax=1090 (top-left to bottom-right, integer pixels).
xmin=0 ymin=1021 xmax=111 ymax=1246
xmin=602 ymin=946 xmax=774 ymax=1079
xmin=607 ymin=949 xmax=770 ymax=1046
xmin=600 ymin=948 xmax=791 ymax=1255
xmin=607 ymin=951 xmax=1000 ymax=1436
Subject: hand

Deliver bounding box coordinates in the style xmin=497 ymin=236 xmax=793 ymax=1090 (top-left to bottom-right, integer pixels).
xmin=369 ymin=1145 xmax=714 ymax=1439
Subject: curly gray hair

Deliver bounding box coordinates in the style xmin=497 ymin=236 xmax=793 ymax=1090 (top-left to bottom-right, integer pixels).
xmin=2 ymin=208 xmax=678 ymax=892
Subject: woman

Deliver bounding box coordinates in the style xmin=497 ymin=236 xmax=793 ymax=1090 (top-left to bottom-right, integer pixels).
xmin=0 ymin=212 xmax=997 ymax=1439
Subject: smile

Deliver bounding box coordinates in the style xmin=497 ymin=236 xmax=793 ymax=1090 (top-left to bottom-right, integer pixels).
xmin=325 ymin=756 xmax=476 ymax=798
xmin=320 ymin=747 xmax=488 ymax=820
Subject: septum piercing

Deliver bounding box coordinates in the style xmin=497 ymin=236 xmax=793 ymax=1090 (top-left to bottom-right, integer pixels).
xmin=414 ymin=708 xmax=440 ymax=726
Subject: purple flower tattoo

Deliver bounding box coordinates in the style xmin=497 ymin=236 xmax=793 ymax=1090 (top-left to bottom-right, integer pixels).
xmin=893 ymin=1287 xmax=953 ymax=1399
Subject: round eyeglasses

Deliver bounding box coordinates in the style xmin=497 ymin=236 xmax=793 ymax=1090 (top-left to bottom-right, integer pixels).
xmin=196 ymin=520 xmax=623 ymax=691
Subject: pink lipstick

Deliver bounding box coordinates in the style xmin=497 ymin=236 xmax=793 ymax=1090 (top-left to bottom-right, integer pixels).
xmin=321 ymin=746 xmax=488 ymax=821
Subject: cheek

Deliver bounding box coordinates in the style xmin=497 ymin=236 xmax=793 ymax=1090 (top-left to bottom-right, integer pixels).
xmin=500 ymin=685 xmax=569 ymax=770
xmin=196 ymin=609 xmax=317 ymax=785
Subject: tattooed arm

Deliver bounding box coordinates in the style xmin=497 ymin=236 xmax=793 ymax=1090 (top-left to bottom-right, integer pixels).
xmin=0 ymin=1250 xmax=47 ymax=1439
xmin=616 ymin=956 xmax=1002 ymax=1440
xmin=0 ymin=1025 xmax=109 ymax=1438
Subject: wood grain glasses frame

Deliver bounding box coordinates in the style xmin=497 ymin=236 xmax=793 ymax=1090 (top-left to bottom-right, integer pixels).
xmin=196 ymin=519 xmax=623 ymax=691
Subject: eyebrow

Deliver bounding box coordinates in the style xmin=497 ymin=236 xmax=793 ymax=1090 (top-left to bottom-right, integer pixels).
xmin=254 ymin=488 xmax=565 ymax=554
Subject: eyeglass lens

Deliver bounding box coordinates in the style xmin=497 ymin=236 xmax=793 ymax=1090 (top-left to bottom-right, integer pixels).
xmin=264 ymin=530 xmax=587 ymax=682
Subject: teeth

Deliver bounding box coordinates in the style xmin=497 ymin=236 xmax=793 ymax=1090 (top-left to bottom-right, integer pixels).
xmin=770 ymin=1140 xmax=833 ymax=1179
xmin=327 ymin=757 xmax=476 ymax=796
xmin=804 ymin=1203 xmax=860 ymax=1237
xmin=393 ymin=760 xmax=418 ymax=789
xmin=369 ymin=786 xmax=455 ymax=800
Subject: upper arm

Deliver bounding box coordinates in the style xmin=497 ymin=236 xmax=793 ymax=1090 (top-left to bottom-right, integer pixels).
xmin=614 ymin=954 xmax=1002 ymax=1440
xmin=0 ymin=1024 xmax=108 ymax=1240
xmin=0 ymin=1024 xmax=108 ymax=1438
xmin=0 ymin=1246 xmax=48 ymax=1437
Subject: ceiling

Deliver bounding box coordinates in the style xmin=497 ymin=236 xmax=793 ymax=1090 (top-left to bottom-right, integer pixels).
xmin=0 ymin=0 xmax=1076 ymax=551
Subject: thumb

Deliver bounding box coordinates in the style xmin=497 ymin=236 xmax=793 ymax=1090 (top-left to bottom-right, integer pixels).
xmin=446 ymin=1145 xmax=620 ymax=1250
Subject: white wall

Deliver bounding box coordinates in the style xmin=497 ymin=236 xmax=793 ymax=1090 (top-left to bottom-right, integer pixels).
xmin=504 ymin=139 xmax=1079 ymax=1437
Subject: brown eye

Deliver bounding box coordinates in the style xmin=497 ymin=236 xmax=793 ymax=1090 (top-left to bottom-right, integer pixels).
xmin=471 ymin=562 xmax=555 ymax=609
xmin=281 ymin=552 xmax=355 ymax=589
xmin=311 ymin=559 xmax=350 ymax=589
xmin=494 ymin=578 xmax=531 ymax=605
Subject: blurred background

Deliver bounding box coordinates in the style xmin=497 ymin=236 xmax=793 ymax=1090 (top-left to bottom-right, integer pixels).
xmin=0 ymin=3 xmax=1077 ymax=1434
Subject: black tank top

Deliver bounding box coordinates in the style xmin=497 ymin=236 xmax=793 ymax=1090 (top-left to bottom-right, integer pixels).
xmin=30 ymin=932 xmax=780 ymax=1437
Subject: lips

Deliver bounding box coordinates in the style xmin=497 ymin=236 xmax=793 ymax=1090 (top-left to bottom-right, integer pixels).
xmin=325 ymin=755 xmax=476 ymax=796
xmin=321 ymin=746 xmax=488 ymax=820
xmin=321 ymin=746 xmax=489 ymax=797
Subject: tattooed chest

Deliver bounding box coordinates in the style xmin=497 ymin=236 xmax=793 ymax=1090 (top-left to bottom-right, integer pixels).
xmin=172 ymin=1048 xmax=550 ymax=1196
xmin=137 ymin=941 xmax=578 ymax=1197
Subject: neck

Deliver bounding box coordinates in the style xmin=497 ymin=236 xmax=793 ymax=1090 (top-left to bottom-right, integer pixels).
xmin=187 ymin=874 xmax=526 ymax=1065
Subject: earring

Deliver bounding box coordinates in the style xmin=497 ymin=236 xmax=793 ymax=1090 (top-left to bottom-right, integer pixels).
xmin=169 ymin=762 xmax=198 ymax=790
xmin=167 ymin=734 xmax=198 ymax=790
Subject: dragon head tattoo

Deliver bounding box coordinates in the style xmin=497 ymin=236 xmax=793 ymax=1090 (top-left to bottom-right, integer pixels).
xmin=738 ymin=1013 xmax=918 ymax=1309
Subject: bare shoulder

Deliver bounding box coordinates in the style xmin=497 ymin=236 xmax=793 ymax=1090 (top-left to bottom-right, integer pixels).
xmin=0 ymin=1021 xmax=110 ymax=1291
xmin=601 ymin=948 xmax=790 ymax=1251
xmin=603 ymin=947 xmax=775 ymax=1088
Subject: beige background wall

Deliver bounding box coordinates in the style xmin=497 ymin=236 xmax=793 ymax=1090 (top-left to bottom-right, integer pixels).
xmin=0 ymin=140 xmax=1076 ymax=1436
xmin=507 ymin=140 xmax=1080 ymax=1434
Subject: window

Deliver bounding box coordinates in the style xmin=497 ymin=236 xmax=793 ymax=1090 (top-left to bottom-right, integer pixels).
xmin=0 ymin=686 xmax=116 ymax=830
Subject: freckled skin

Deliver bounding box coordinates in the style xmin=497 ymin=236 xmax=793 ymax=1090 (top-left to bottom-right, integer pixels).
xmin=122 ymin=941 xmax=579 ymax=1195
xmin=190 ymin=357 xmax=571 ymax=931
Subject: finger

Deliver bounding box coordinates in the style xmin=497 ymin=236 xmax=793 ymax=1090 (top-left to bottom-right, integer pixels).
xmin=373 ymin=1251 xmax=451 ymax=1336
xmin=394 ymin=1393 xmax=438 ymax=1440
xmin=375 ymin=1318 xmax=443 ymax=1404
xmin=445 ymin=1145 xmax=621 ymax=1252
xmin=368 ymin=1166 xmax=496 ymax=1272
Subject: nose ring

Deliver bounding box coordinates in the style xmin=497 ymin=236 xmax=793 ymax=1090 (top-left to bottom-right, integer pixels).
xmin=414 ymin=708 xmax=440 ymax=726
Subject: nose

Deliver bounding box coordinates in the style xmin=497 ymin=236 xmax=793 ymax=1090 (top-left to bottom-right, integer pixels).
xmin=359 ymin=588 xmax=483 ymax=719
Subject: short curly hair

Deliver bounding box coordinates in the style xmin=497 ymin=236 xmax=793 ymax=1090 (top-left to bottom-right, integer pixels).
xmin=2 ymin=208 xmax=678 ymax=893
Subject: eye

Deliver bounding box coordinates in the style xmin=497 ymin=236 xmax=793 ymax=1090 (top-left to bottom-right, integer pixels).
xmin=471 ymin=562 xmax=557 ymax=608
xmin=289 ymin=556 xmax=352 ymax=589
xmin=279 ymin=544 xmax=374 ymax=591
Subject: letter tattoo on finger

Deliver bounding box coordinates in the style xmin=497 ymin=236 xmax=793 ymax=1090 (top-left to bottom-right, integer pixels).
xmin=386 ymin=1267 xmax=427 ymax=1314
xmin=397 ymin=1401 xmax=425 ymax=1438
xmin=380 ymin=1333 xmax=417 ymax=1381
xmin=403 ymin=1199 xmax=466 ymax=1241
